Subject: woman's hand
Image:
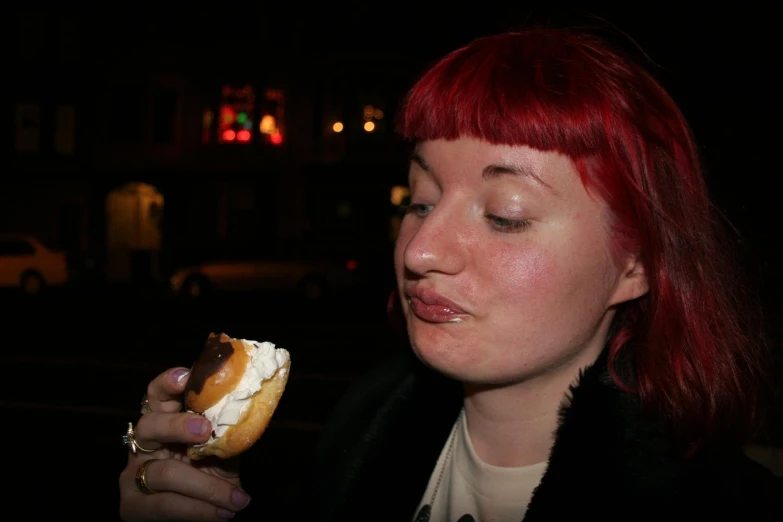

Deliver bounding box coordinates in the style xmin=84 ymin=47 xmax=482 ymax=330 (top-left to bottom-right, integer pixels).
xmin=119 ymin=368 xmax=252 ymax=521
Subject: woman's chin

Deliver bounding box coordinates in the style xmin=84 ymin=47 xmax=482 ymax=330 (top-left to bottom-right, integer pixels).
xmin=410 ymin=341 xmax=544 ymax=386
xmin=410 ymin=340 xmax=491 ymax=382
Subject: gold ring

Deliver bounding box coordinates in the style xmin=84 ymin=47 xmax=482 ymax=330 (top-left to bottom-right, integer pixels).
xmin=135 ymin=459 xmax=157 ymax=495
xmin=122 ymin=422 xmax=156 ymax=454
xmin=140 ymin=395 xmax=151 ymax=415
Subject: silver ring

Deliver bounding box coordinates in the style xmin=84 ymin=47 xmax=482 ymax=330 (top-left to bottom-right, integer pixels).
xmin=122 ymin=422 xmax=156 ymax=454
xmin=140 ymin=395 xmax=151 ymax=415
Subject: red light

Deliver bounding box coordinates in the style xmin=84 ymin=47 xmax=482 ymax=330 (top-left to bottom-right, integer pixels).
xmin=270 ymin=131 xmax=283 ymax=145
xmin=237 ymin=129 xmax=251 ymax=142
xmin=222 ymin=129 xmax=236 ymax=141
xmin=346 ymin=259 xmax=358 ymax=271
xmin=220 ymin=105 xmax=236 ymax=123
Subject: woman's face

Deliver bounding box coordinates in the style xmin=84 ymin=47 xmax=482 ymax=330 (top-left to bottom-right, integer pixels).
xmin=394 ymin=138 xmax=646 ymax=385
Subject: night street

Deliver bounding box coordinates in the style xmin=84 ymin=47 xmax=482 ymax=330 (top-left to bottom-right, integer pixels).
xmin=7 ymin=4 xmax=782 ymax=520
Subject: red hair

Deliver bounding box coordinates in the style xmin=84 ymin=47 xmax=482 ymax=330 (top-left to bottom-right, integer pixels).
xmin=397 ymin=29 xmax=773 ymax=450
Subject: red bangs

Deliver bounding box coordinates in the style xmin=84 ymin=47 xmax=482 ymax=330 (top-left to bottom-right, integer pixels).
xmin=397 ymin=30 xmax=625 ymax=157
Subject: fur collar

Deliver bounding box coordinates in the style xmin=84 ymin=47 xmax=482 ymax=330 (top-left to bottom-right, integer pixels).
xmin=296 ymin=346 xmax=781 ymax=521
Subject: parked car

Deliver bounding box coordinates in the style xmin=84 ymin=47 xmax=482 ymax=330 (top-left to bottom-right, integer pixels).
xmin=169 ymin=251 xmax=367 ymax=301
xmin=0 ymin=234 xmax=69 ymax=295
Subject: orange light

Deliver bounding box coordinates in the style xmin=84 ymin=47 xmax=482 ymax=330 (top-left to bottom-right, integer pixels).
xmin=332 ymin=122 xmax=344 ymax=133
xmin=346 ymin=259 xmax=358 ymax=271
xmin=222 ymin=129 xmax=236 ymax=141
xmin=363 ymin=105 xmax=374 ymax=120
xmin=270 ymin=132 xmax=283 ymax=145
xmin=259 ymin=114 xmax=276 ymax=134
xmin=363 ymin=121 xmax=375 ymax=132
xmin=237 ymin=129 xmax=251 ymax=142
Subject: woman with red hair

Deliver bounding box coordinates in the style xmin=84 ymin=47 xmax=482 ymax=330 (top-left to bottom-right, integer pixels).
xmin=119 ymin=28 xmax=780 ymax=521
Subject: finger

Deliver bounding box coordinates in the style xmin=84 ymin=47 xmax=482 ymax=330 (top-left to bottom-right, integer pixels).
xmin=146 ymin=367 xmax=191 ymax=413
xmin=134 ymin=412 xmax=212 ymax=450
xmin=129 ymin=492 xmax=241 ymax=521
xmin=144 ymin=458 xmax=251 ymax=514
xmin=195 ymin=456 xmax=240 ymax=479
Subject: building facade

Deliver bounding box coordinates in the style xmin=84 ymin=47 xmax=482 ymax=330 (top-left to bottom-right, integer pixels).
xmin=8 ymin=8 xmax=413 ymax=282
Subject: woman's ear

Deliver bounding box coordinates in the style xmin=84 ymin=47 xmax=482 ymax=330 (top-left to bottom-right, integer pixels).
xmin=610 ymin=254 xmax=649 ymax=306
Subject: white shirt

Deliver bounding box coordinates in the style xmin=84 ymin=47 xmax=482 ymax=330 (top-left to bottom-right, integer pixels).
xmin=413 ymin=411 xmax=548 ymax=522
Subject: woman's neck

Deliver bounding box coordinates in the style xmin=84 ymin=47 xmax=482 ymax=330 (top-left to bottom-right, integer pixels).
xmin=462 ymin=345 xmax=603 ymax=468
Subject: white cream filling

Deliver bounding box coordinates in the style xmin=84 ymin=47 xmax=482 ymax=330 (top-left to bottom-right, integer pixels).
xmin=199 ymin=340 xmax=289 ymax=441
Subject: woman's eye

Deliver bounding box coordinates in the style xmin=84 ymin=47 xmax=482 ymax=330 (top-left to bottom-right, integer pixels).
xmin=486 ymin=213 xmax=532 ymax=233
xmin=405 ymin=203 xmax=434 ymax=217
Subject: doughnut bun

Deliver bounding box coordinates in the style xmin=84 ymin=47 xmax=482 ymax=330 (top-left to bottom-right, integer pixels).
xmin=183 ymin=332 xmax=290 ymax=460
xmin=185 ymin=333 xmax=250 ymax=413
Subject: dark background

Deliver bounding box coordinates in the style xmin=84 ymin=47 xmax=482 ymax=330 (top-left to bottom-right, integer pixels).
xmin=4 ymin=3 xmax=781 ymax=519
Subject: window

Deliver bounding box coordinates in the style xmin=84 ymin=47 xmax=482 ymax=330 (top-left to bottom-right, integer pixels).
xmin=15 ymin=103 xmax=40 ymax=152
xmin=202 ymin=108 xmax=214 ymax=145
xmin=54 ymin=105 xmax=76 ymax=154
xmin=0 ymin=240 xmax=36 ymax=256
xmin=218 ymin=85 xmax=255 ymax=144
xmin=153 ymin=88 xmax=178 ymax=144
xmin=259 ymin=89 xmax=285 ymax=146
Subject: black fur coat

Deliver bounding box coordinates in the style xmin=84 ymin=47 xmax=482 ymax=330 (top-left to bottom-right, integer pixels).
xmin=286 ymin=345 xmax=781 ymax=521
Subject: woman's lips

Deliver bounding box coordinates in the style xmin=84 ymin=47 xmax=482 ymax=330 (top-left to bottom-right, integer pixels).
xmin=407 ymin=287 xmax=470 ymax=323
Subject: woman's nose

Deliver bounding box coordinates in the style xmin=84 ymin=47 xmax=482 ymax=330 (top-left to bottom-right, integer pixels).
xmin=402 ymin=208 xmax=466 ymax=276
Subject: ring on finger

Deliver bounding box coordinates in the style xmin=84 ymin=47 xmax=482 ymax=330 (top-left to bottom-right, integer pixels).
xmin=135 ymin=459 xmax=157 ymax=495
xmin=122 ymin=422 xmax=156 ymax=454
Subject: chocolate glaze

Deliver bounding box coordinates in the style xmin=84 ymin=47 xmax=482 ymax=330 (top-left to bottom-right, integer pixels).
xmin=184 ymin=333 xmax=235 ymax=402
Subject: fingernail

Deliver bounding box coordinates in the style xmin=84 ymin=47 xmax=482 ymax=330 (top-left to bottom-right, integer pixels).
xmin=217 ymin=508 xmax=235 ymax=519
xmin=232 ymin=489 xmax=251 ymax=508
xmin=170 ymin=369 xmax=189 ymax=384
xmin=186 ymin=417 xmax=209 ymax=436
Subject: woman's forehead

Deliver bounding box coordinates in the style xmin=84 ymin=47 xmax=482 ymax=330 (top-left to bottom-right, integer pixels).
xmin=411 ymin=138 xmax=577 ymax=197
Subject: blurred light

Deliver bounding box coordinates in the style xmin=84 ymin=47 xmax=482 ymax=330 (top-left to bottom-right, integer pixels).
xmin=390 ymin=185 xmax=410 ymax=205
xmin=203 ymin=109 xmax=214 ymax=127
xmin=202 ymin=109 xmax=214 ymax=145
xmin=260 ymin=114 xmax=276 ymax=135
xmin=363 ymin=105 xmax=374 ymax=120
xmin=364 ymin=121 xmax=375 ymax=132
xmin=346 ymin=259 xmax=358 ymax=271
xmin=374 ymin=109 xmax=384 ymax=119
xmin=266 ymin=89 xmax=284 ymax=102
xmin=237 ymin=112 xmax=248 ymax=124
xmin=222 ymin=129 xmax=236 ymax=141
xmin=220 ymin=106 xmax=235 ymax=123
xmin=270 ymin=131 xmax=283 ymax=145
xmin=236 ymin=129 xmax=251 ymax=142
xmin=332 ymin=121 xmax=344 ymax=133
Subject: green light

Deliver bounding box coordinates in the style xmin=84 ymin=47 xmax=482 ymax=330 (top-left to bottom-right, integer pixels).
xmin=237 ymin=112 xmax=247 ymax=124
